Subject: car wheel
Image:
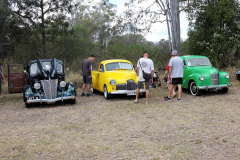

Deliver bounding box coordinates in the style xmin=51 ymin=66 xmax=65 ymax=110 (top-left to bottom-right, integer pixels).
xmin=217 ymin=88 xmax=228 ymax=93
xmin=139 ymin=93 xmax=146 ymax=98
xmin=25 ymin=102 xmax=31 ymax=108
xmin=90 ymin=85 xmax=97 ymax=93
xmin=104 ymin=85 xmax=112 ymax=99
xmin=70 ymin=98 xmax=76 ymax=104
xmin=190 ymin=81 xmax=202 ymax=96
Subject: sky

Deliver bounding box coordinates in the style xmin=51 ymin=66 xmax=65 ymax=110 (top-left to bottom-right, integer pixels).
xmin=108 ymin=0 xmax=189 ymax=42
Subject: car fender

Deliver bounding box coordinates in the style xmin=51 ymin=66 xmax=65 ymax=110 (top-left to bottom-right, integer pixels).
xmin=219 ymin=71 xmax=230 ymax=84
xmin=183 ymin=73 xmax=203 ymax=89
xmin=66 ymin=82 xmax=76 ymax=96
xmin=23 ymin=85 xmax=33 ymax=102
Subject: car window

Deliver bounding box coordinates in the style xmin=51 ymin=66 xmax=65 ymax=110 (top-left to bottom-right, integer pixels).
xmin=187 ymin=58 xmax=211 ymax=67
xmin=100 ymin=64 xmax=105 ymax=72
xmin=30 ymin=63 xmax=41 ymax=75
xmin=105 ymin=62 xmax=133 ymax=71
xmin=30 ymin=61 xmax=63 ymax=75
xmin=119 ymin=62 xmax=133 ymax=70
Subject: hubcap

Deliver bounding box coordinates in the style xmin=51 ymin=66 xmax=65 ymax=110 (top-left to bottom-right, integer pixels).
xmin=104 ymin=87 xmax=107 ymax=98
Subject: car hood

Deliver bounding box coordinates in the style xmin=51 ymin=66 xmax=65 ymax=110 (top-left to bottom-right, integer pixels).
xmin=189 ymin=66 xmax=219 ymax=75
xmin=106 ymin=70 xmax=138 ymax=83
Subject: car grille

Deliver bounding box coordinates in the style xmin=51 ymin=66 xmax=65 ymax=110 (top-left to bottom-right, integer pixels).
xmin=116 ymin=80 xmax=139 ymax=90
xmin=41 ymin=79 xmax=57 ymax=99
xmin=116 ymin=84 xmax=126 ymax=90
xmin=211 ymin=73 xmax=219 ymax=85
xmin=127 ymin=80 xmax=137 ymax=90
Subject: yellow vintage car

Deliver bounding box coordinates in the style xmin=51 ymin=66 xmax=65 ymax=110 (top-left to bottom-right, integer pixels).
xmin=91 ymin=59 xmax=146 ymax=99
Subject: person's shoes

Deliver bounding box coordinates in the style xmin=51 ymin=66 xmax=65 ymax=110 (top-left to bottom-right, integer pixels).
xmin=164 ymin=96 xmax=171 ymax=101
xmin=86 ymin=93 xmax=92 ymax=97
xmin=81 ymin=92 xmax=85 ymax=96
xmin=177 ymin=98 xmax=181 ymax=102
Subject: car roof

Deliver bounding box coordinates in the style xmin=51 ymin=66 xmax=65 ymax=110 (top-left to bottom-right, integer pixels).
xmin=100 ymin=59 xmax=132 ymax=65
xmin=180 ymin=55 xmax=208 ymax=60
xmin=28 ymin=59 xmax=62 ymax=65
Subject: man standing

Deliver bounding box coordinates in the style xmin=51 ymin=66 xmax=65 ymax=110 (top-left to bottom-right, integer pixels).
xmin=81 ymin=55 xmax=95 ymax=97
xmin=134 ymin=51 xmax=154 ymax=105
xmin=164 ymin=50 xmax=184 ymax=102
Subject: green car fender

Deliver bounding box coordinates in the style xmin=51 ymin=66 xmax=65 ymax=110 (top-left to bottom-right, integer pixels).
xmin=183 ymin=73 xmax=205 ymax=89
xmin=219 ymin=71 xmax=230 ymax=85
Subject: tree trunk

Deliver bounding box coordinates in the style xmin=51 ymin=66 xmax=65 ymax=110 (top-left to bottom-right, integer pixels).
xmin=170 ymin=0 xmax=180 ymax=55
xmin=41 ymin=0 xmax=46 ymax=58
xmin=0 ymin=0 xmax=8 ymax=62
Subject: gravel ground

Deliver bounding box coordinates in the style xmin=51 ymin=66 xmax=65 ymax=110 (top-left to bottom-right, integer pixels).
xmin=1 ymin=82 xmax=240 ymax=159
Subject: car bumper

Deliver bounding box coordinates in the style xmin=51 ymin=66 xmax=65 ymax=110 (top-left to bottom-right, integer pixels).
xmin=109 ymin=89 xmax=146 ymax=94
xmin=26 ymin=96 xmax=75 ymax=104
xmin=198 ymin=83 xmax=232 ymax=90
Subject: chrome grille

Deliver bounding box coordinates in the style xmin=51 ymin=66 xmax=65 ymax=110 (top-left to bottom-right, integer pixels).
xmin=211 ymin=73 xmax=219 ymax=85
xmin=127 ymin=80 xmax=137 ymax=90
xmin=116 ymin=84 xmax=126 ymax=90
xmin=41 ymin=79 xmax=57 ymax=99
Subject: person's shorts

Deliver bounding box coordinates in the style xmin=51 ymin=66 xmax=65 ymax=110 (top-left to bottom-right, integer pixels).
xmin=170 ymin=78 xmax=183 ymax=85
xmin=83 ymin=75 xmax=92 ymax=84
xmin=137 ymin=80 xmax=150 ymax=90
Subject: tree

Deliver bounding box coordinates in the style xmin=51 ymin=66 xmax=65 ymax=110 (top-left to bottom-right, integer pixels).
xmin=124 ymin=0 xmax=182 ymax=54
xmin=12 ymin=0 xmax=79 ymax=58
xmin=0 ymin=0 xmax=9 ymax=61
xmin=186 ymin=0 xmax=240 ymax=67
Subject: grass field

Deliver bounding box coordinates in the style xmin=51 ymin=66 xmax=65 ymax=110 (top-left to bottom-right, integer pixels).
xmin=1 ymin=79 xmax=240 ymax=159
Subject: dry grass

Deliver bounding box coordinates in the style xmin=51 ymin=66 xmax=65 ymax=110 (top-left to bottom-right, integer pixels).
xmin=1 ymin=78 xmax=240 ymax=159
xmin=65 ymin=71 xmax=83 ymax=89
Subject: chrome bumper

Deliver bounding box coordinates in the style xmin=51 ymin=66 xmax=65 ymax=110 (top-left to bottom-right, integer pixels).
xmin=26 ymin=96 xmax=75 ymax=104
xmin=109 ymin=89 xmax=146 ymax=95
xmin=198 ymin=83 xmax=232 ymax=90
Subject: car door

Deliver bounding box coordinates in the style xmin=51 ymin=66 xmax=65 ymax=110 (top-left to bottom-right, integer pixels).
xmin=8 ymin=64 xmax=26 ymax=93
xmin=97 ymin=64 xmax=105 ymax=92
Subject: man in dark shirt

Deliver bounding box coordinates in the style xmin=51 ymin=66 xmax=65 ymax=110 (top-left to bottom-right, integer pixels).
xmin=81 ymin=55 xmax=95 ymax=97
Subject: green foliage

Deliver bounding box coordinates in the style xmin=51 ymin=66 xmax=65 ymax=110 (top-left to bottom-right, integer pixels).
xmin=186 ymin=0 xmax=240 ymax=67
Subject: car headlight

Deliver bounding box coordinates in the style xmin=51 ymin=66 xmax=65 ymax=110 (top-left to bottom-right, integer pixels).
xmin=60 ymin=81 xmax=66 ymax=88
xmin=34 ymin=83 xmax=41 ymax=90
xmin=225 ymin=74 xmax=230 ymax=79
xmin=110 ymin=79 xmax=116 ymax=86
xmin=199 ymin=75 xmax=204 ymax=81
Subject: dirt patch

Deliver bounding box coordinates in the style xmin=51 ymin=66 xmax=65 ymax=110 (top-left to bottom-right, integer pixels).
xmin=1 ymin=82 xmax=240 ymax=159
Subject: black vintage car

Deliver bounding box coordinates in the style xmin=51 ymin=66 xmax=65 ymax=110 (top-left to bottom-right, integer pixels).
xmin=8 ymin=58 xmax=76 ymax=107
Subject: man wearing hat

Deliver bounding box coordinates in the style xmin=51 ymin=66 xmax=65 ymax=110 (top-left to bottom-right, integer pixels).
xmin=164 ymin=50 xmax=184 ymax=102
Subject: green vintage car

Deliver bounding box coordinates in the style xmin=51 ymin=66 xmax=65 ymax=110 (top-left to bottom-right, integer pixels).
xmin=181 ymin=55 xmax=231 ymax=96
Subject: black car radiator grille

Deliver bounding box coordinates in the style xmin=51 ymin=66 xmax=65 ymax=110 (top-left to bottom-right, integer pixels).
xmin=127 ymin=80 xmax=137 ymax=90
xmin=116 ymin=84 xmax=126 ymax=90
xmin=41 ymin=79 xmax=57 ymax=99
xmin=211 ymin=73 xmax=219 ymax=85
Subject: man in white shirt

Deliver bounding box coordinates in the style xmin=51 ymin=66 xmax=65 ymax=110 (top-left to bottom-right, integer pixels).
xmin=134 ymin=51 xmax=154 ymax=105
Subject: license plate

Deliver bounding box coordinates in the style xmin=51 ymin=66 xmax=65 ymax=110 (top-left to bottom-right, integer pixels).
xmin=216 ymin=87 xmax=222 ymax=90
xmin=127 ymin=91 xmax=136 ymax=95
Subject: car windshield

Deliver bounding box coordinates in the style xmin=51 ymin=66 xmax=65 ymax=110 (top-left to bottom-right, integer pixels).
xmin=30 ymin=62 xmax=63 ymax=75
xmin=105 ymin=62 xmax=133 ymax=71
xmin=187 ymin=58 xmax=211 ymax=67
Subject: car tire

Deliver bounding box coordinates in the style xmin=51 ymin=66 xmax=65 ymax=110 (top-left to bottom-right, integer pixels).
xmin=90 ymin=85 xmax=97 ymax=93
xmin=25 ymin=102 xmax=31 ymax=108
xmin=70 ymin=98 xmax=76 ymax=104
xmin=104 ymin=85 xmax=112 ymax=99
xmin=190 ymin=81 xmax=202 ymax=96
xmin=217 ymin=88 xmax=228 ymax=93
